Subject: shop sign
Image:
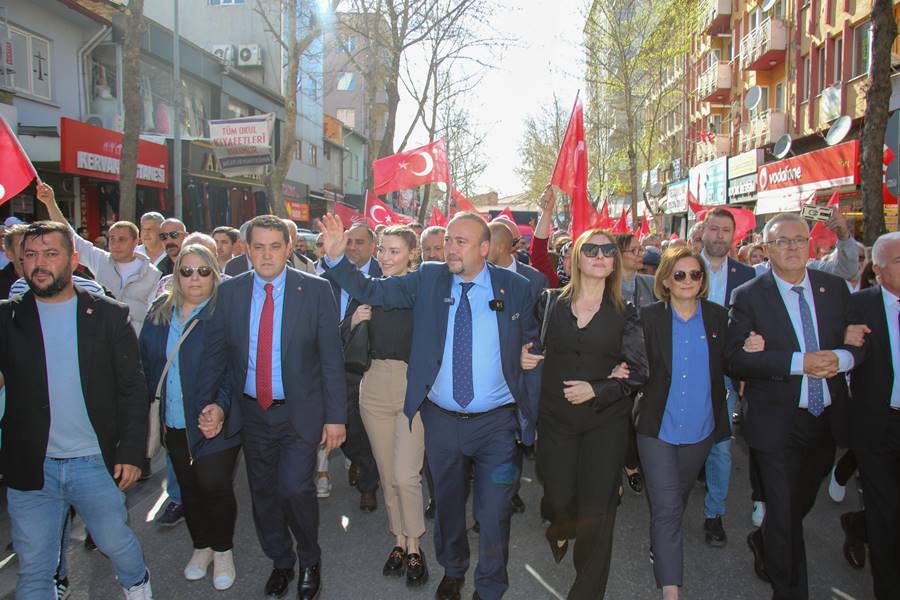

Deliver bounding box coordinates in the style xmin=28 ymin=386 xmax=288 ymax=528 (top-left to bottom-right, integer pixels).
xmin=689 ymin=156 xmax=727 ymax=206
xmin=663 ymin=178 xmax=688 ymax=214
xmin=59 ymin=117 xmax=168 ymax=188
xmin=728 ymin=149 xmax=762 ymax=179
xmin=208 ymin=113 xmax=274 ymax=177
xmin=188 ymin=142 xmax=264 ymax=186
xmin=284 ymin=201 xmax=310 ymax=221
xmin=727 ymin=173 xmax=757 ymax=202
xmin=282 ymin=180 xmax=309 ymax=202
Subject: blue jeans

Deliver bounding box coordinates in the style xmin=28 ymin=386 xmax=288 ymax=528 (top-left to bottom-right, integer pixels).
xmin=7 ymin=455 xmax=147 ymax=599
xmin=704 ymin=377 xmax=736 ymax=518
xmin=165 ymin=451 xmax=182 ymax=504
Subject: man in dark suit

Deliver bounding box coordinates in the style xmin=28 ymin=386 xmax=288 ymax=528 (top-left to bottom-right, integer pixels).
xmin=156 ymin=218 xmax=187 ymax=277
xmin=319 ymin=211 xmax=540 ymax=600
xmin=846 ymin=231 xmax=900 ymax=600
xmin=726 ymin=213 xmax=861 ymax=600
xmin=0 ymin=221 xmax=152 ymax=598
xmin=200 ymin=215 xmax=347 ymax=600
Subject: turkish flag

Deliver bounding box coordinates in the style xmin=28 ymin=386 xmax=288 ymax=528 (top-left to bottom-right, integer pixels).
xmin=551 ymin=95 xmax=592 ymax=240
xmin=365 ymin=191 xmax=412 ymax=228
xmin=450 ymin=186 xmax=483 ymax=218
xmin=334 ymin=201 xmax=366 ymax=226
xmin=690 ymin=199 xmax=757 ymax=246
xmin=493 ymin=207 xmax=515 ymax=222
xmin=593 ymin=200 xmax=614 ymax=229
xmin=0 ymin=115 xmax=38 ymax=205
xmin=612 ymin=209 xmax=630 ymax=234
xmin=808 ymin=191 xmax=840 ymax=258
xmin=373 ymin=139 xmax=450 ymax=196
xmin=428 ymin=205 xmax=448 ymax=227
xmin=638 ymin=214 xmax=651 ymax=240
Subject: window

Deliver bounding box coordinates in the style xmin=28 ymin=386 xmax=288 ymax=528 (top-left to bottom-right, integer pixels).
xmin=773 ymin=0 xmax=786 ymax=19
xmin=816 ymin=45 xmax=826 ymax=94
xmin=833 ymin=36 xmax=844 ymax=83
xmin=337 ymin=72 xmax=356 ymax=91
xmin=775 ymin=82 xmax=785 ymax=112
xmin=828 ymin=0 xmax=838 ymax=24
xmin=306 ymin=142 xmax=318 ymax=167
xmin=294 ymin=140 xmax=302 ymax=160
xmin=336 ymin=108 xmax=356 ymax=129
xmin=710 ymin=114 xmax=722 ymax=134
xmin=209 ymin=0 xmax=244 ymax=5
xmin=9 ymin=27 xmax=51 ymax=100
xmin=852 ymin=21 xmax=871 ymax=78
xmin=340 ymin=34 xmax=357 ymax=54
xmin=801 ymin=54 xmax=811 ymax=101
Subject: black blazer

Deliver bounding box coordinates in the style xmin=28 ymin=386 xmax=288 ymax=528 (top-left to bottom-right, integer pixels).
xmin=516 ymin=260 xmax=548 ymax=304
xmin=0 ymin=290 xmax=148 ymax=490
xmin=635 ymin=300 xmax=730 ymax=443
xmin=223 ymin=254 xmax=252 ymax=277
xmin=847 ymin=286 xmax=898 ymax=450
xmin=724 ymin=257 xmax=755 ymax=309
xmin=321 ymin=258 xmax=382 ymax=313
xmin=725 ymin=269 xmax=862 ymax=452
xmin=198 ymin=267 xmax=348 ymax=443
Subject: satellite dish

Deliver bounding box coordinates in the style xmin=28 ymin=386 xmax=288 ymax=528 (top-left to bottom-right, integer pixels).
xmin=761 ymin=0 xmax=777 ymax=12
xmin=745 ymin=86 xmax=762 ymax=111
xmin=650 ymin=183 xmax=663 ymax=197
xmin=773 ymin=134 xmax=793 ymax=159
xmin=825 ymin=115 xmax=852 ymax=146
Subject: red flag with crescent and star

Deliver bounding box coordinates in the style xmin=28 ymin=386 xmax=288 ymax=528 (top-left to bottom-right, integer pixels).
xmin=372 ymin=139 xmax=450 ymax=196
xmin=0 ymin=115 xmax=38 ymax=205
xmin=334 ymin=201 xmax=366 ymax=226
xmin=449 ymin=186 xmax=485 ymax=219
xmin=550 ymin=94 xmax=593 ymax=240
xmin=364 ymin=191 xmax=412 ymax=228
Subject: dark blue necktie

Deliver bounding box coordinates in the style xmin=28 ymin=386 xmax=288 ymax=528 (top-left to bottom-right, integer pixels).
xmin=453 ymin=282 xmax=475 ymax=408
xmin=792 ymin=286 xmax=825 ymax=417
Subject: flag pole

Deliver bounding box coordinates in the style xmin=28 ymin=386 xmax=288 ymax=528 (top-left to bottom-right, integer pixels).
xmin=0 ymin=113 xmax=40 ymax=185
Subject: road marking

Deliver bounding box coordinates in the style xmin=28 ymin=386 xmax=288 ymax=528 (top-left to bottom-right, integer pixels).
xmin=524 ymin=564 xmax=564 ymax=600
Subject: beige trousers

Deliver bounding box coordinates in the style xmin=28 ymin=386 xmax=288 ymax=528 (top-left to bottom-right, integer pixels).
xmin=359 ymin=359 xmax=426 ymax=539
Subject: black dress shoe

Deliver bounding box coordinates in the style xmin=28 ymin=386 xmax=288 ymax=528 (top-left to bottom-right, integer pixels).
xmin=840 ymin=512 xmax=866 ymax=569
xmin=360 ymin=490 xmax=378 ymax=512
xmin=511 ymin=493 xmax=526 ymax=514
xmin=546 ymin=532 xmax=568 ymax=564
xmin=297 ymin=563 xmax=321 ymax=600
xmin=704 ymin=516 xmax=727 ymax=547
xmin=264 ymin=568 xmax=295 ymax=598
xmin=424 ymin=498 xmax=435 ymax=519
xmin=435 ymin=574 xmax=464 ymax=600
xmin=626 ymin=471 xmax=643 ymax=494
xmin=383 ymin=546 xmax=405 ymax=577
xmin=746 ymin=531 xmax=770 ymax=583
xmin=348 ymin=463 xmax=360 ymax=487
xmin=405 ymin=551 xmax=428 ymax=587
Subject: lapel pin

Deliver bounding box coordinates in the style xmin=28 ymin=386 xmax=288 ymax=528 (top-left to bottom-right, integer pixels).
xmin=297 ymin=286 xmax=303 ymax=292
xmin=511 ymin=312 xmax=520 ymax=320
xmin=711 ymin=331 xmax=718 ymax=339
xmin=444 ymin=297 xmax=455 ymax=305
xmin=500 ymin=288 xmax=505 ymax=295
xmin=731 ymin=267 xmax=736 ymax=273
xmin=86 ymin=308 xmax=93 ymax=315
xmin=819 ymin=287 xmax=826 ymax=293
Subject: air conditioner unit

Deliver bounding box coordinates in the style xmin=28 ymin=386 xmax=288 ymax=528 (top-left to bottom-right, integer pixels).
xmin=237 ymin=44 xmax=262 ymax=67
xmin=211 ymin=44 xmax=235 ymax=65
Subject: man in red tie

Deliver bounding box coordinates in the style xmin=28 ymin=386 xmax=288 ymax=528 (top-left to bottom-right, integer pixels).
xmin=199 ymin=215 xmax=347 ymax=600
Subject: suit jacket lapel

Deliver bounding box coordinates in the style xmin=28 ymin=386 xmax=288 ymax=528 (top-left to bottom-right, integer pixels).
xmin=237 ymin=274 xmax=254 ymax=373
xmin=436 ymin=267 xmax=453 ymax=352
xmin=75 ymin=291 xmax=98 ymax=398
xmin=760 ymin=271 xmax=802 ymax=352
xmin=656 ymin=304 xmax=673 ymax=377
xmin=487 ymin=266 xmax=510 ymax=353
xmin=281 ymin=270 xmax=304 ymax=356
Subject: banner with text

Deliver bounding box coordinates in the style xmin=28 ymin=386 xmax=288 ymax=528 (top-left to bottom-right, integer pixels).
xmin=208 ymin=114 xmax=274 ymax=177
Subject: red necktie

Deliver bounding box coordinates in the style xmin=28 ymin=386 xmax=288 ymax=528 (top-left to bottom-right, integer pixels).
xmin=255 ymin=283 xmax=274 ymax=411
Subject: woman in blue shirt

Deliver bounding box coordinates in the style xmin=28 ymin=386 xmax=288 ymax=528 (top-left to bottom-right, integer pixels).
xmin=139 ymin=244 xmax=241 ymax=592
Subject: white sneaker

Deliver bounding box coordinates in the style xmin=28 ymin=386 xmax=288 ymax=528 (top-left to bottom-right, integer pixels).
xmin=123 ymin=571 xmax=153 ymax=600
xmin=316 ymin=475 xmax=332 ymax=498
xmin=184 ymin=548 xmax=213 ymax=581
xmin=752 ymin=501 xmax=766 ymax=527
xmin=828 ymin=466 xmax=846 ymax=503
xmin=213 ymin=550 xmax=236 ymax=591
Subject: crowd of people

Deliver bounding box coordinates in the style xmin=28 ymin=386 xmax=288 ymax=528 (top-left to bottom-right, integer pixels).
xmin=0 ymin=180 xmax=896 ymax=600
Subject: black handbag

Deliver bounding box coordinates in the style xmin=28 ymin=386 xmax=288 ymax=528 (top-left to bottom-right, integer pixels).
xmin=344 ymin=320 xmax=371 ymax=374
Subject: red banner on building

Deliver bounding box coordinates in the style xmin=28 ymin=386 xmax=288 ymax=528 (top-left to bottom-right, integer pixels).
xmin=59 ymin=118 xmax=169 ymax=189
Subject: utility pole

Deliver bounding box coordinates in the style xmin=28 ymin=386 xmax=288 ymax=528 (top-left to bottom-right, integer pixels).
xmin=173 ymin=0 xmax=183 ymax=219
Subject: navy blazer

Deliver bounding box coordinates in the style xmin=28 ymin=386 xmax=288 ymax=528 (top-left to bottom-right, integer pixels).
xmin=515 ymin=260 xmax=548 ymax=303
xmin=198 ymin=267 xmax=348 ymax=443
xmin=325 ymin=257 xmax=542 ymax=444
xmin=724 ymin=257 xmax=755 ymax=309
xmin=321 ymin=257 xmax=382 ymax=313
xmin=140 ymin=299 xmax=241 ymax=460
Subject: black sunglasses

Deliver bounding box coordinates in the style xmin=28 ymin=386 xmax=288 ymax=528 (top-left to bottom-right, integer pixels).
xmin=179 ymin=266 xmax=214 ymax=278
xmin=159 ymin=231 xmax=184 ymax=240
xmin=580 ymin=242 xmax=618 ymax=258
xmin=673 ymin=270 xmax=704 ymax=282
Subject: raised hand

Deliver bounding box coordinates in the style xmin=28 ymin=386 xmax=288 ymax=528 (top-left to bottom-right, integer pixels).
xmin=317 ymin=213 xmax=349 ymax=262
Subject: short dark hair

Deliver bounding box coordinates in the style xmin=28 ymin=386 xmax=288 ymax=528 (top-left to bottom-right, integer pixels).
xmin=615 ymin=232 xmax=636 ymax=252
xmin=448 ymin=211 xmax=490 ymax=244
xmin=212 ymin=226 xmax=239 ymax=244
xmin=22 ymin=221 xmax=75 ymax=257
xmin=246 ymin=215 xmax=290 ymax=246
xmin=109 ymin=221 xmax=139 ymax=239
xmin=348 ymin=223 xmax=376 ymax=243
xmin=706 ymin=207 xmax=735 ymax=228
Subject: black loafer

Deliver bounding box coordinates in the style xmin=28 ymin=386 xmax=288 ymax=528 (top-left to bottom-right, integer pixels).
xmin=435 ymin=574 xmax=464 ymax=600
xmin=626 ymin=471 xmax=643 ymax=494
xmin=405 ymin=551 xmax=428 ymax=587
xmin=704 ymin=516 xmax=727 ymax=547
xmin=383 ymin=546 xmax=405 ymax=577
xmin=746 ymin=531 xmax=770 ymax=583
xmin=546 ymin=532 xmax=568 ymax=564
xmin=297 ymin=563 xmax=321 ymax=600
xmin=264 ymin=567 xmax=294 ymax=598
xmin=511 ymin=493 xmax=526 ymax=514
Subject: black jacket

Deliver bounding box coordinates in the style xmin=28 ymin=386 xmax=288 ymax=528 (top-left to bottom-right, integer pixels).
xmin=0 ymin=289 xmax=148 ymax=490
xmin=635 ymin=300 xmax=730 ymax=443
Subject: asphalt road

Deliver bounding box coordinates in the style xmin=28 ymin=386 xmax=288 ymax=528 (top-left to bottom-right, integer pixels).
xmin=0 ymin=434 xmax=875 ymax=599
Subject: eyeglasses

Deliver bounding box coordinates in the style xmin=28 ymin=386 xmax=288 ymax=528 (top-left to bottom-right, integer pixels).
xmin=580 ymin=242 xmax=618 ymax=258
xmin=626 ymin=246 xmax=645 ymax=256
xmin=179 ymin=266 xmax=214 ymax=278
xmin=672 ymin=270 xmax=704 ymax=282
xmin=315 ymin=241 xmax=324 ymax=247
xmin=159 ymin=231 xmax=184 ymax=240
xmin=767 ymin=236 xmax=810 ymax=249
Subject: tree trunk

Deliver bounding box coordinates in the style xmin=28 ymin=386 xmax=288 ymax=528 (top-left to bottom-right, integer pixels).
xmin=377 ymin=53 xmax=402 ymax=160
xmin=860 ymin=0 xmax=897 ymax=244
xmin=266 ymin=0 xmax=300 ymax=219
xmin=118 ymin=0 xmax=144 ymax=223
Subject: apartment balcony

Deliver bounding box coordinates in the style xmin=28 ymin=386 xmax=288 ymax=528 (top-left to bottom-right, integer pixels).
xmin=740 ymin=18 xmax=788 ymax=71
xmin=738 ymin=110 xmax=787 ymax=152
xmin=700 ymin=0 xmax=731 ymax=36
xmin=696 ymin=133 xmax=730 ymax=164
xmin=697 ymin=61 xmax=732 ymax=103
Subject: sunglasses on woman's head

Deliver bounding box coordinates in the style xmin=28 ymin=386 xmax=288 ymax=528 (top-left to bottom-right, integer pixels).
xmin=179 ymin=266 xmax=214 ymax=278
xmin=580 ymin=243 xmax=618 ymax=258
xmin=672 ymin=270 xmax=703 ymax=282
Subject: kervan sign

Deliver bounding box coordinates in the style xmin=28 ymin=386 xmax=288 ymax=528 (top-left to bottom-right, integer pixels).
xmin=59 ymin=118 xmax=169 ymax=189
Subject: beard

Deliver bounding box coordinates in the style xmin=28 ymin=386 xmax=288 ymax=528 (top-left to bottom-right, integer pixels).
xmin=26 ymin=266 xmax=73 ymax=298
xmin=704 ymin=239 xmax=730 ymax=258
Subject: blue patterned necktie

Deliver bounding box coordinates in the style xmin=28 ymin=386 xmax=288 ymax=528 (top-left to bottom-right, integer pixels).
xmin=453 ymin=282 xmax=475 ymax=408
xmin=792 ymin=286 xmax=825 ymax=417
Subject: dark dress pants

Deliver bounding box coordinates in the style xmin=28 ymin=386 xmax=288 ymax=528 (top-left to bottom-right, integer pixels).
xmin=856 ymin=410 xmax=900 ymax=600
xmin=420 ymin=401 xmax=518 ymax=600
xmin=241 ymin=398 xmax=321 ymax=569
xmin=752 ymin=409 xmax=835 ymax=600
xmin=342 ymin=375 xmax=379 ymax=493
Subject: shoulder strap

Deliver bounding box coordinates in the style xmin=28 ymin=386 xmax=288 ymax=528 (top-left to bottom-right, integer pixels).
xmin=154 ymin=319 xmax=200 ymax=401
xmin=540 ymin=289 xmax=559 ymax=347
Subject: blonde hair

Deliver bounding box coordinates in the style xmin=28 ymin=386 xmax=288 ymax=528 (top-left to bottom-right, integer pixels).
xmin=149 ymin=244 xmax=221 ymax=325
xmin=654 ymin=246 xmax=709 ymax=302
xmin=560 ymin=228 xmax=624 ymax=312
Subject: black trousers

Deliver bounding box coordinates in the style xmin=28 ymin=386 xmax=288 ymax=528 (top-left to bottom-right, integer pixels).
xmin=165 ymin=428 xmax=240 ymax=552
xmin=856 ymin=410 xmax=900 ymax=600
xmin=537 ymin=405 xmax=628 ymax=600
xmin=752 ymin=409 xmax=835 ymax=600
xmin=241 ymin=398 xmax=320 ymax=569
xmin=342 ymin=377 xmax=379 ymax=493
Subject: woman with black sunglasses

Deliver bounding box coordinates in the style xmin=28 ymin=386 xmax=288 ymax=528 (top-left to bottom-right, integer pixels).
xmin=139 ymin=244 xmax=242 ymax=592
xmin=634 ymin=246 xmax=732 ymax=600
xmin=521 ymin=228 xmax=647 ymax=599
